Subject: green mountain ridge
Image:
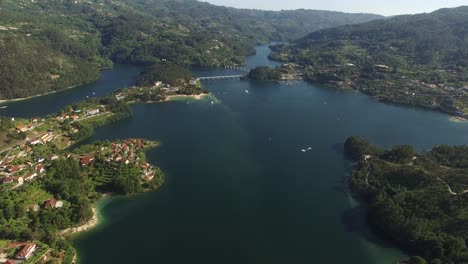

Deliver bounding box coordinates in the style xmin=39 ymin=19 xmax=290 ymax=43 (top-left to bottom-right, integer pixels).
xmin=0 ymin=0 xmax=382 ymax=100
xmin=271 ymin=6 xmax=468 ymax=117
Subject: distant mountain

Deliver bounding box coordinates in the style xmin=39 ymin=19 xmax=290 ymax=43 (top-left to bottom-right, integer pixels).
xmin=0 ymin=0 xmax=382 ymax=100
xmin=272 ymin=6 xmax=468 ymax=116
xmin=291 ymin=6 xmax=468 ymax=66
xmin=116 ymin=0 xmax=383 ymax=41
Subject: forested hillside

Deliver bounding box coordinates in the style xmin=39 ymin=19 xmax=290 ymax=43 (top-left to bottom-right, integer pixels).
xmin=0 ymin=0 xmax=382 ymax=99
xmin=345 ymin=136 xmax=468 ymax=264
xmin=271 ymin=7 xmax=468 ymax=117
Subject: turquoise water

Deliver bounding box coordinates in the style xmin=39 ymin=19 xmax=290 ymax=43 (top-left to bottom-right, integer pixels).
xmin=5 ymin=46 xmax=468 ymax=263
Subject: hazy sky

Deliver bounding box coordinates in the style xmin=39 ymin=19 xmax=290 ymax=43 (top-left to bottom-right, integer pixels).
xmin=202 ymin=0 xmax=468 ymax=16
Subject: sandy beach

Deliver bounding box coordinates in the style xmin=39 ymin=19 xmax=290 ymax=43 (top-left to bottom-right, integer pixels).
xmin=58 ymin=207 xmax=99 ymax=236
xmin=165 ymin=93 xmax=208 ymax=101
xmin=450 ymin=116 xmax=467 ymax=123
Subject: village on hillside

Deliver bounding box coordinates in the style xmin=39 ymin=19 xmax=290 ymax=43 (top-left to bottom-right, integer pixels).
xmin=0 ymin=135 xmax=160 ymax=263
xmin=0 ymin=98 xmax=163 ymax=263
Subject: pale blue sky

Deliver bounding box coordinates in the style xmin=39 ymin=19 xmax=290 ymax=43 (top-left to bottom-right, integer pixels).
xmin=202 ymin=0 xmax=468 ymax=16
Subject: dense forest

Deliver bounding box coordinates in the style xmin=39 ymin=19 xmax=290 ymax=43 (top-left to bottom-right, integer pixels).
xmin=271 ymin=7 xmax=468 ymax=117
xmin=345 ymin=136 xmax=468 ymax=264
xmin=0 ymin=0 xmax=382 ymax=99
xmin=136 ymin=63 xmax=194 ymax=87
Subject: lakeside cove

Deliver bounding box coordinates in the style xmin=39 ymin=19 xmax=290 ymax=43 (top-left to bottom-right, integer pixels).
xmin=0 ymin=84 xmax=165 ymax=263
xmin=0 ymin=45 xmax=466 ymax=264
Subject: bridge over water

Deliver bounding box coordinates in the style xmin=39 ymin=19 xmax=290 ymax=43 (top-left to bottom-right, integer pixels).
xmin=223 ymin=65 xmax=249 ymax=72
xmin=197 ymin=65 xmax=249 ymax=80
xmin=198 ymin=75 xmax=244 ymax=80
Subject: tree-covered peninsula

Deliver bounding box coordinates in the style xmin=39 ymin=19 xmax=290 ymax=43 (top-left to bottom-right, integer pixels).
xmin=0 ymin=96 xmax=165 ymax=263
xmin=345 ymin=136 xmax=468 ymax=264
xmin=271 ymin=6 xmax=468 ymax=118
xmin=114 ymin=63 xmax=208 ymax=103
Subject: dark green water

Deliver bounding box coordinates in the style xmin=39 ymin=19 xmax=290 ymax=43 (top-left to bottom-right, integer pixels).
xmin=6 ymin=46 xmax=468 ymax=263
xmin=0 ymin=64 xmax=142 ymax=117
xmin=72 ymin=46 xmax=467 ymax=263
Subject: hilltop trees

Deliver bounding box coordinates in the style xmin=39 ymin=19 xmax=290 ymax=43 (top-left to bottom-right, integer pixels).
xmin=247 ymin=67 xmax=282 ymax=81
xmin=345 ymin=136 xmax=468 ymax=263
xmin=136 ymin=63 xmax=194 ymax=87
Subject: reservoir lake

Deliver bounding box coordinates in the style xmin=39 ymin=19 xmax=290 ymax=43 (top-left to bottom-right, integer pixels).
xmin=3 ymin=46 xmax=468 ymax=263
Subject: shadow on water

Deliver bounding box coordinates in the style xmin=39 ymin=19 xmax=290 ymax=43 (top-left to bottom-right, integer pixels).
xmin=332 ymin=141 xmax=403 ymax=252
xmin=331 ymin=142 xmax=351 ymax=195
xmin=341 ymin=205 xmax=403 ymax=251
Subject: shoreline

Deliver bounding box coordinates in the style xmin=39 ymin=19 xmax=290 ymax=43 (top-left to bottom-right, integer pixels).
xmin=58 ymin=206 xmax=100 ymax=236
xmin=0 ymin=64 xmax=114 ymax=105
xmin=0 ymin=84 xmax=82 ymax=104
xmin=450 ymin=116 xmax=467 ymax=123
xmin=58 ymin=193 xmax=112 ymax=237
xmin=165 ymin=93 xmax=209 ymax=101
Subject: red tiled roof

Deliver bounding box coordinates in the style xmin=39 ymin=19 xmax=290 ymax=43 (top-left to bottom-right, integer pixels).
xmin=24 ymin=172 xmax=36 ymax=180
xmin=43 ymin=199 xmax=56 ymax=208
xmin=80 ymin=156 xmax=94 ymax=165
xmin=8 ymin=165 xmax=22 ymax=173
xmin=15 ymin=242 xmax=36 ymax=259
xmin=35 ymin=164 xmax=44 ymax=171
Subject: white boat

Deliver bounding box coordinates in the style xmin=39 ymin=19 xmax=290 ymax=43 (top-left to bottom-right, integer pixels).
xmin=211 ymin=101 xmax=214 ymax=104
xmin=301 ymin=149 xmax=306 ymax=152
xmin=245 ymin=90 xmax=249 ymax=93
xmin=0 ymin=106 xmax=7 ymax=109
xmin=307 ymin=147 xmax=312 ymax=151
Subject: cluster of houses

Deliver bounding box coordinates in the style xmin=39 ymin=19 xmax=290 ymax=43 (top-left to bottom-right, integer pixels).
xmin=154 ymin=78 xmax=199 ymax=89
xmin=152 ymin=81 xmax=179 ymax=92
xmin=57 ymin=113 xmax=80 ymax=121
xmin=15 ymin=118 xmax=44 ymax=134
xmin=78 ymin=139 xmax=156 ymax=181
xmin=56 ymin=108 xmax=101 ymax=122
xmin=204 ymin=39 xmax=225 ymax=54
xmin=114 ymin=77 xmax=200 ymax=102
xmin=105 ymin=139 xmax=144 ymax=164
xmin=0 ymin=145 xmax=49 ymax=188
